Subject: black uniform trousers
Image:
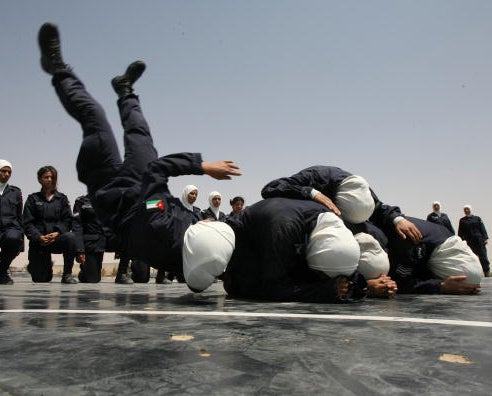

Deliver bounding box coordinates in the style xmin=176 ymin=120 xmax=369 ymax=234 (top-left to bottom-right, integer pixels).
xmin=52 ymin=69 xmax=157 ymax=232
xmin=27 ymin=232 xmax=78 ymax=282
xmin=0 ymin=228 xmax=24 ymax=275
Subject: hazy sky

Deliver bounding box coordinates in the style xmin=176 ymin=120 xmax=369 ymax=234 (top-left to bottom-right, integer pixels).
xmin=1 ymin=0 xmax=491 ymax=232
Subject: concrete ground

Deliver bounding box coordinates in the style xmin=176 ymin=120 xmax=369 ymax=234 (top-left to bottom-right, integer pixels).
xmin=0 ymin=273 xmax=491 ymax=395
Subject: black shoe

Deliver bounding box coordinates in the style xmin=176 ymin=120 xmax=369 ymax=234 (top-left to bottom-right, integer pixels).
xmin=115 ymin=273 xmax=134 ymax=284
xmin=156 ymin=277 xmax=172 ymax=285
xmin=111 ymin=61 xmax=146 ymax=98
xmin=61 ymin=274 xmax=77 ymax=284
xmin=0 ymin=274 xmax=14 ymax=285
xmin=38 ymin=23 xmax=67 ymax=75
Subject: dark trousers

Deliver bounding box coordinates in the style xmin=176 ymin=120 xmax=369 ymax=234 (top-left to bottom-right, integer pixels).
xmin=78 ymin=252 xmax=104 ymax=283
xmin=27 ymin=232 xmax=77 ymax=282
xmin=131 ymin=260 xmax=150 ymax=283
xmin=52 ymin=70 xmax=157 ymax=229
xmin=468 ymin=242 xmax=490 ymax=273
xmin=0 ymin=228 xmax=24 ymax=275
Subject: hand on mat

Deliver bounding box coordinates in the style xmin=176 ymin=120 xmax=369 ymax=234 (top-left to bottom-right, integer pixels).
xmin=367 ymin=275 xmax=398 ymax=298
xmin=440 ymin=275 xmax=481 ymax=294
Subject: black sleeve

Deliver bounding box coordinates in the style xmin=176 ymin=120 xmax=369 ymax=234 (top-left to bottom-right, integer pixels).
xmin=23 ymin=194 xmax=43 ymax=241
xmin=72 ymin=198 xmax=85 ymax=253
xmin=261 ymin=166 xmax=346 ymax=200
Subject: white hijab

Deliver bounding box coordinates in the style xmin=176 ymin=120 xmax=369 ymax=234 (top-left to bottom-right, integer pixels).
xmin=0 ymin=159 xmax=12 ymax=195
xmin=208 ymin=191 xmax=222 ymax=219
xmin=183 ymin=221 xmax=235 ymax=292
xmin=181 ymin=185 xmax=198 ymax=212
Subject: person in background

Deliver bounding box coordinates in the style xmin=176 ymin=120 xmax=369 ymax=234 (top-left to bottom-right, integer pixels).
xmin=426 ymin=201 xmax=454 ymax=234
xmin=23 ymin=165 xmax=78 ymax=284
xmin=228 ymin=196 xmax=245 ymax=218
xmin=458 ymin=205 xmax=490 ymax=276
xmin=0 ymin=159 xmax=24 ymax=285
xmin=202 ymin=191 xmax=226 ymax=221
xmin=73 ymin=194 xmax=133 ymax=283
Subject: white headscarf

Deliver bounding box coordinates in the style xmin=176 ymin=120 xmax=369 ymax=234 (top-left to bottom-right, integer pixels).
xmin=181 ymin=185 xmax=198 ymax=212
xmin=428 ymin=236 xmax=483 ymax=284
xmin=0 ymin=159 xmax=12 ymax=195
xmin=306 ymin=212 xmax=360 ymax=277
xmin=335 ymin=175 xmax=375 ymax=224
xmin=183 ymin=221 xmax=235 ymax=292
xmin=0 ymin=160 xmax=12 ymax=171
xmin=432 ymin=201 xmax=441 ymax=214
xmin=354 ymin=233 xmax=389 ymax=280
xmin=208 ymin=191 xmax=222 ymax=219
xmin=464 ymin=205 xmax=472 ymax=215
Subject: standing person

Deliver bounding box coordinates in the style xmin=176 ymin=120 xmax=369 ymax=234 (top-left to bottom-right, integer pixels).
xmin=181 ymin=185 xmax=202 ymax=219
xmin=73 ymin=194 xmax=133 ymax=283
xmin=202 ymin=191 xmax=226 ymax=221
xmin=0 ymin=159 xmax=24 ymax=285
xmin=228 ymin=196 xmax=245 ymax=218
xmin=23 ymin=166 xmax=78 ymax=283
xmin=37 ymin=23 xmax=240 ymax=280
xmin=426 ymin=201 xmax=454 ymax=234
xmin=458 ymin=205 xmax=490 ymax=276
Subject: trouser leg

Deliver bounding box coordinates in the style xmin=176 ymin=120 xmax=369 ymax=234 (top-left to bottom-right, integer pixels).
xmin=0 ymin=229 xmax=24 ymax=275
xmin=52 ymin=70 xmax=122 ymax=194
xmin=131 ymin=260 xmax=150 ymax=283
xmin=49 ymin=232 xmax=77 ymax=275
xmin=79 ymin=252 xmax=103 ymax=283
xmin=117 ymin=94 xmax=158 ymax=181
xmin=27 ymin=247 xmax=53 ymax=282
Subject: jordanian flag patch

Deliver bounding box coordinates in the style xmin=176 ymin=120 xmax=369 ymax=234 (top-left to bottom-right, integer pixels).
xmin=146 ymin=199 xmax=165 ymax=211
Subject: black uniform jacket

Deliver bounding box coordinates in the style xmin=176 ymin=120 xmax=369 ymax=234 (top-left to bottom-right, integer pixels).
xmin=426 ymin=212 xmax=455 ymax=234
xmin=201 ymin=207 xmax=226 ymax=222
xmin=261 ymin=165 xmax=403 ymax=229
xmin=73 ymin=195 xmax=106 ymax=253
xmin=119 ymin=153 xmax=204 ymax=271
xmin=0 ymin=184 xmax=23 ymax=231
xmin=385 ymin=217 xmax=453 ymax=294
xmin=458 ymin=215 xmax=488 ymax=246
xmin=23 ymin=191 xmax=73 ymax=244
xmin=224 ymin=197 xmax=352 ymax=303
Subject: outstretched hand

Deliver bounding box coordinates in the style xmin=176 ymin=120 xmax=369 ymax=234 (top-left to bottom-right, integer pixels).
xmin=440 ymin=275 xmax=481 ymax=294
xmin=395 ymin=218 xmax=422 ymax=243
xmin=313 ymin=192 xmax=341 ymax=216
xmin=202 ymin=160 xmax=242 ymax=180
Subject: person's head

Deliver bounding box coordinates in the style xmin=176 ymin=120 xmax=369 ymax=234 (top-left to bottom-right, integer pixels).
xmin=0 ymin=159 xmax=13 ymax=184
xmin=354 ymin=233 xmax=389 ymax=280
xmin=428 ymin=235 xmax=483 ymax=284
xmin=209 ymin=191 xmax=222 ymax=209
xmin=182 ymin=185 xmax=198 ymax=205
xmin=230 ymin=196 xmax=245 ymax=214
xmin=306 ymin=212 xmax=360 ymax=277
xmin=182 ymin=221 xmax=235 ymax=292
xmin=432 ymin=201 xmax=441 ymax=212
xmin=37 ymin=165 xmax=58 ymax=192
xmin=335 ymin=175 xmax=375 ymax=224
xmin=464 ymin=205 xmax=472 ymax=216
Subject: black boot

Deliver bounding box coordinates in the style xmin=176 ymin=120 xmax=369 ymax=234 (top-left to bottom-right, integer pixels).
xmin=0 ymin=273 xmax=14 ymax=285
xmin=61 ymin=273 xmax=77 ymax=284
xmin=38 ymin=23 xmax=67 ymax=75
xmin=111 ymin=61 xmax=146 ymax=98
xmin=115 ymin=273 xmax=134 ymax=284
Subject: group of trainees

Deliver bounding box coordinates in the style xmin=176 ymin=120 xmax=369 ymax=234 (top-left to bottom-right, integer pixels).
xmin=5 ymin=23 xmax=484 ymax=302
xmin=0 ymin=159 xmax=246 ymax=285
